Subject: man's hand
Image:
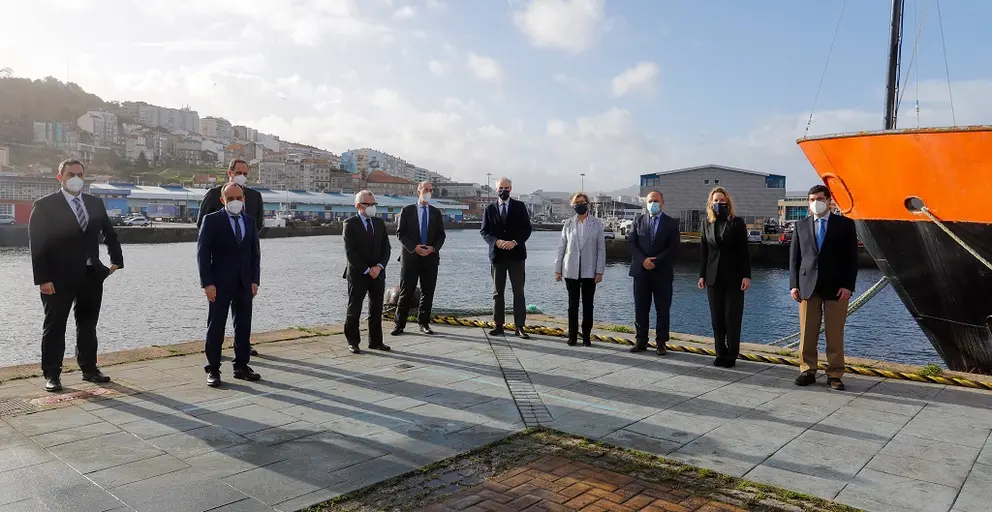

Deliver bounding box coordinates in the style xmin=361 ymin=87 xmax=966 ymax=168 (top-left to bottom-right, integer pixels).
xmin=741 ymin=278 xmax=751 ymax=291
xmin=697 ymin=278 xmax=705 ymax=290
xmin=790 ymin=288 xmax=801 ymax=302
xmin=251 ymin=283 xmax=259 ymax=297
xmin=505 ymin=240 xmax=517 ymax=250
xmin=594 ymin=273 xmax=603 ymax=284
xmin=204 ymin=285 xmax=217 ymax=302
xmin=642 ymin=257 xmax=656 ymax=270
xmin=837 ymin=288 xmax=853 ymax=301
xmin=554 ymin=272 xmax=562 ymax=282
xmin=495 ymin=239 xmax=508 ymax=249
xmin=39 ymin=282 xmax=55 ymax=295
xmin=424 ymin=246 xmax=435 ymax=255
xmin=108 ymin=264 xmax=120 ymax=275
xmin=414 ymin=245 xmax=429 ymax=256
xmin=370 ymin=266 xmax=382 ymax=279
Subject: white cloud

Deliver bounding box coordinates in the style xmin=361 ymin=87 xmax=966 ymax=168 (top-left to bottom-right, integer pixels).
xmin=428 ymin=60 xmax=447 ymax=76
xmin=467 ymin=53 xmax=502 ymax=82
xmin=513 ymin=0 xmax=606 ymax=53
xmin=393 ymin=5 xmax=416 ymax=19
xmin=611 ymin=61 xmax=660 ymax=98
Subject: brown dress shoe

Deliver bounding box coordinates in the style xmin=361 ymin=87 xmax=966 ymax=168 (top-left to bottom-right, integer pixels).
xmin=827 ymin=378 xmax=845 ymax=391
xmin=794 ymin=371 xmax=816 ymax=386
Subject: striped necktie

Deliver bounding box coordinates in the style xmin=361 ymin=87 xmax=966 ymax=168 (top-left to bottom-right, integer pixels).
xmin=72 ymin=197 xmax=88 ymax=231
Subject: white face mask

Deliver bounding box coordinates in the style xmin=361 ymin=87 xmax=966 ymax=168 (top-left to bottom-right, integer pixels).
xmin=364 ymin=205 xmax=377 ymax=217
xmin=225 ymin=200 xmax=244 ymax=215
xmin=64 ymin=176 xmax=84 ymax=194
xmin=232 ymin=175 xmax=248 ymax=186
xmin=421 ymin=192 xmax=432 ymax=203
xmin=810 ymin=199 xmax=829 ymax=216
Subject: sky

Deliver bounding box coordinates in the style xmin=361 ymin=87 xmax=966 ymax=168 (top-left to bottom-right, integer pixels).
xmin=4 ymin=0 xmax=992 ymax=194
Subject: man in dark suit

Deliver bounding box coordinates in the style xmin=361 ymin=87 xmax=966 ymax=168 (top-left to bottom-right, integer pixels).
xmin=480 ymin=177 xmax=533 ymax=338
xmin=790 ymin=184 xmax=859 ymax=391
xmin=392 ymin=181 xmax=446 ymax=336
xmin=343 ymin=190 xmax=392 ymax=354
xmin=197 ymin=158 xmax=264 ymax=356
xmin=628 ymin=190 xmax=680 ymax=355
xmin=197 ymin=183 xmax=261 ymax=387
xmin=29 ymin=159 xmax=124 ymax=392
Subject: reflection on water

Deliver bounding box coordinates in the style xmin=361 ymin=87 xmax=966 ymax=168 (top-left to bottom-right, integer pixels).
xmin=0 ymin=231 xmax=935 ymax=367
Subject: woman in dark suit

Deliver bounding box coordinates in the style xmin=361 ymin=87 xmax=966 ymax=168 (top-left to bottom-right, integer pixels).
xmin=697 ymin=187 xmax=751 ymax=367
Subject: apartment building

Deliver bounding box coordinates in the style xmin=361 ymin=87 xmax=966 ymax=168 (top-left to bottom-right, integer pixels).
xmin=200 ymin=117 xmax=234 ymax=142
xmin=76 ymin=111 xmax=119 ymax=147
xmin=123 ymin=101 xmax=200 ymax=133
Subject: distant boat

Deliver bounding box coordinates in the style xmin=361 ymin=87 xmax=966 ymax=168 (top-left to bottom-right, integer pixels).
xmin=797 ymin=0 xmax=992 ymax=373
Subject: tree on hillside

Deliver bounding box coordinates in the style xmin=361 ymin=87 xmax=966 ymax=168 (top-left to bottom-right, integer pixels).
xmin=136 ymin=151 xmax=149 ymax=171
xmin=0 ymin=73 xmax=111 ymax=123
xmin=0 ymin=67 xmax=11 ymax=78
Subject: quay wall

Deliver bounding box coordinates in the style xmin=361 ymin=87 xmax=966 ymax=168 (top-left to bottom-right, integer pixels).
xmin=604 ymin=238 xmax=878 ymax=269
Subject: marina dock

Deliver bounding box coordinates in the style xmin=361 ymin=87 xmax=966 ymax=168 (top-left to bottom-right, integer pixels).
xmin=0 ymin=316 xmax=989 ymax=512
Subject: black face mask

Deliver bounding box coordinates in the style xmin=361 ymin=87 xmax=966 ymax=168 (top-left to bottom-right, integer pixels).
xmin=497 ymin=190 xmax=510 ymax=201
xmin=573 ymin=204 xmax=588 ymax=215
xmin=713 ymin=203 xmax=729 ymax=217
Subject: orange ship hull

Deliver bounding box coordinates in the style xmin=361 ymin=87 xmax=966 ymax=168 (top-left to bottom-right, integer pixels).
xmin=798 ymin=127 xmax=992 ymax=373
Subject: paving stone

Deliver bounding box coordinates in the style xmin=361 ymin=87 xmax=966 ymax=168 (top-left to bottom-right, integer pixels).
xmin=763 ymin=429 xmax=883 ymax=481
xmin=47 ymin=431 xmax=166 ymax=474
xmin=0 ymin=441 xmax=54 ymax=473
xmin=222 ymin=456 xmax=354 ymax=505
xmin=86 ymin=453 xmax=190 ymax=489
xmin=112 ymin=467 xmax=250 ymax=512
xmin=30 ymin=420 xmax=121 ymax=448
xmin=194 ymin=404 xmax=299 ymax=435
xmin=953 ymin=462 xmax=992 ymax=512
xmin=744 ymin=463 xmax=845 ymax=501
xmin=600 ymin=429 xmax=684 ymax=456
xmin=146 ymin=424 xmax=248 ymax=459
xmin=183 ymin=440 xmax=293 ymax=479
xmin=4 ymin=406 xmax=102 ymax=436
xmin=0 ymin=460 xmax=121 ymax=510
xmin=118 ymin=411 xmax=212 ymax=440
xmin=836 ymin=468 xmax=958 ymax=512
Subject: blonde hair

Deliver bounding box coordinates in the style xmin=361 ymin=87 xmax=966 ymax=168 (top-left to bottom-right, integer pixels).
xmin=705 ymin=186 xmax=736 ymax=223
xmin=570 ymin=192 xmax=589 ymax=204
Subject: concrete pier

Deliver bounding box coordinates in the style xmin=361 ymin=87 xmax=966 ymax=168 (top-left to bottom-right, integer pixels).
xmin=0 ymin=318 xmax=989 ymax=512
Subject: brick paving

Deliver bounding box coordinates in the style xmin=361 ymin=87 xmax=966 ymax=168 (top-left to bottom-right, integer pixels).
xmin=427 ymin=456 xmax=747 ymax=512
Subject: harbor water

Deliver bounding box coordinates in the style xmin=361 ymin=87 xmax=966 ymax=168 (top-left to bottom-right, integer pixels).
xmin=0 ymin=231 xmax=936 ymax=368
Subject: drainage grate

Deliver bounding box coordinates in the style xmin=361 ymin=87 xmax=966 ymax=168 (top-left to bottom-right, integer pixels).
xmin=0 ymin=398 xmax=39 ymax=418
xmin=487 ymin=335 xmax=553 ymax=427
xmin=28 ymin=387 xmax=116 ymax=407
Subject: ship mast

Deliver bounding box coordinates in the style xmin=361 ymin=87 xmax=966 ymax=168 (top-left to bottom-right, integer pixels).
xmin=884 ymin=0 xmax=905 ymax=129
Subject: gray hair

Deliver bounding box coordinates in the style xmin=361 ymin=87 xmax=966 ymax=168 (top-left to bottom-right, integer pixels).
xmin=418 ymin=180 xmax=432 ymax=190
xmin=495 ymin=176 xmax=512 ymax=187
xmin=354 ymin=190 xmax=374 ymax=204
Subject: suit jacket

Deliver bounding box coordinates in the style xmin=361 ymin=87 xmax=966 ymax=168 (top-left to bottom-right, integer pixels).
xmin=627 ymin=212 xmax=680 ymax=281
xmin=28 ymin=191 xmax=124 ymax=287
xmin=789 ymin=213 xmax=859 ymax=300
xmin=196 ymin=210 xmax=260 ymax=292
xmin=699 ymin=216 xmax=751 ymax=286
xmin=396 ymin=203 xmax=446 ymax=265
xmin=554 ymin=215 xmax=606 ymax=280
xmin=480 ymin=198 xmax=532 ymax=263
xmin=342 ymin=215 xmax=391 ymax=278
xmin=196 ymin=184 xmax=265 ymax=233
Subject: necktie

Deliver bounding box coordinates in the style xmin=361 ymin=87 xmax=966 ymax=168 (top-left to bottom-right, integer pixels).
xmin=816 ymin=218 xmax=826 ymax=249
xmin=365 ymin=218 xmax=374 ymax=240
xmin=72 ymin=197 xmax=88 ymax=231
xmin=419 ymin=206 xmax=428 ymax=246
xmin=500 ymin=203 xmax=507 ymax=222
xmin=649 ymin=216 xmax=658 ymax=245
xmin=233 ymin=215 xmax=243 ymax=244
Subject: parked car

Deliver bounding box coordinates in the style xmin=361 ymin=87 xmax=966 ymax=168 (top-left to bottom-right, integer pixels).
xmin=0 ymin=214 xmax=14 ymax=226
xmin=748 ymin=230 xmax=762 ymax=243
xmin=124 ymin=217 xmax=150 ymax=227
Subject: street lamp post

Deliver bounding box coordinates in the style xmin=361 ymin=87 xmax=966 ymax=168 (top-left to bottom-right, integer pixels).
xmin=580 ymin=173 xmax=585 ymax=191
xmin=486 ymin=172 xmax=492 ymax=201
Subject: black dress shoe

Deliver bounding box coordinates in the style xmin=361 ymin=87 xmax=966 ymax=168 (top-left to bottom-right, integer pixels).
xmin=515 ymin=329 xmax=530 ymax=340
xmin=713 ymin=358 xmax=725 ymax=367
xmin=45 ymin=376 xmax=62 ymax=393
xmin=723 ymin=359 xmax=737 ymax=368
xmin=369 ymin=344 xmax=392 ymax=352
xmin=489 ymin=326 xmax=505 ymax=336
xmin=629 ymin=345 xmax=647 ymax=353
xmin=656 ymin=344 xmax=668 ymax=356
xmin=419 ymin=325 xmax=434 ymax=335
xmin=348 ymin=345 xmax=361 ymax=354
xmin=795 ymin=371 xmax=816 ymax=386
xmin=827 ymin=377 xmax=845 ymax=391
xmin=81 ymin=370 xmax=111 ymax=383
xmin=567 ymin=337 xmax=577 ymax=346
xmin=390 ymin=327 xmax=404 ymax=336
xmin=582 ymin=340 xmax=592 ymax=347
xmin=233 ymin=366 xmax=261 ymax=381
xmin=206 ymin=370 xmax=221 ymax=388
xmin=250 ymin=348 xmax=258 ymax=356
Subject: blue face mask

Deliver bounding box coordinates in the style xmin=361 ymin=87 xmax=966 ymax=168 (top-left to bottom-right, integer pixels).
xmin=647 ymin=201 xmax=661 ymax=215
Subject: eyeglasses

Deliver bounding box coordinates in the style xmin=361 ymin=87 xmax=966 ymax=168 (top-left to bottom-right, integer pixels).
xmin=360 ymin=202 xmax=378 ymax=207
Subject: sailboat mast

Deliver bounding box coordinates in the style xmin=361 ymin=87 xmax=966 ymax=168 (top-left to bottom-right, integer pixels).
xmin=884 ymin=0 xmax=905 ymax=129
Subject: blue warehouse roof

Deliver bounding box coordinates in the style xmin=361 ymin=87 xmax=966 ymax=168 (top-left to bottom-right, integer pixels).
xmin=89 ymin=183 xmax=469 ymax=210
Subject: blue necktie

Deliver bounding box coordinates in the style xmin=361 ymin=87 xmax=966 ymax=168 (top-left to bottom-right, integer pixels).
xmin=419 ymin=206 xmax=428 ymax=246
xmin=816 ymin=218 xmax=826 ymax=249
xmin=233 ymin=215 xmax=243 ymax=245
